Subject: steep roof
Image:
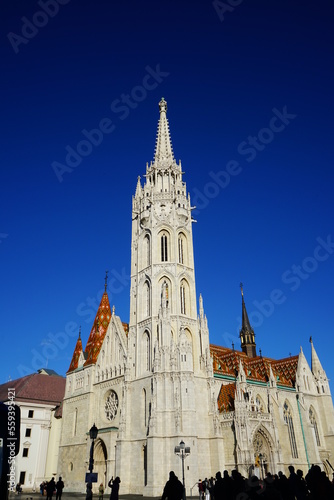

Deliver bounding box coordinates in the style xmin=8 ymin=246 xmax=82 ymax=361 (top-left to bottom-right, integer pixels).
xmin=211 ymin=343 xmax=298 ymax=388
xmin=0 ymin=372 xmax=65 ymax=406
xmin=67 ymin=332 xmax=83 ymax=373
xmin=217 ymin=382 xmax=236 ymax=412
xmin=84 ymin=290 xmax=112 ymax=367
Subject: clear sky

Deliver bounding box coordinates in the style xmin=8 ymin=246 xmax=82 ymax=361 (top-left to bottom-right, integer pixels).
xmin=1 ymin=1 xmax=333 ymax=390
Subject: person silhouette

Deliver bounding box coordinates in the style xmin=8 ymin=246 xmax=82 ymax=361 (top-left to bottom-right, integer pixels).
xmin=108 ymin=476 xmax=121 ymax=500
xmin=162 ymin=471 xmax=184 ymax=500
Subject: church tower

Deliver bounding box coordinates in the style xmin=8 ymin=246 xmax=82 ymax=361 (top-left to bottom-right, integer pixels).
xmin=117 ymin=98 xmax=224 ymax=495
xmin=239 ymin=284 xmax=257 ymax=358
xmin=128 ymin=97 xmax=207 ymax=363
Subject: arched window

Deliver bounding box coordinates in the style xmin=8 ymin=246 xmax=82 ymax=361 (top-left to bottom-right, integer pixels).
xmin=178 ymin=237 xmax=184 ymax=264
xmin=73 ymin=408 xmax=78 ymax=436
xmin=309 ymin=406 xmax=321 ymax=446
xmin=283 ymin=401 xmax=298 ymax=458
xmin=143 ymin=331 xmax=150 ymax=372
xmin=144 ymin=281 xmax=151 ymax=317
xmin=143 ymin=389 xmax=147 ymax=426
xmin=180 ymin=282 xmax=186 ymax=314
xmin=144 ymin=234 xmax=150 ymax=267
xmin=161 ymin=280 xmax=169 ymax=307
xmin=161 ymin=233 xmax=168 ymax=262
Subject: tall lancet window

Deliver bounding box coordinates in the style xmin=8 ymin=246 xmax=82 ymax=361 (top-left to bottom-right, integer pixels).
xmin=178 ymin=236 xmax=184 ymax=264
xmin=161 ymin=280 xmax=169 ymax=307
xmin=161 ymin=233 xmax=168 ymax=262
xmin=143 ymin=331 xmax=150 ymax=372
xmin=145 ymin=234 xmax=150 ymax=267
xmin=283 ymin=401 xmax=298 ymax=458
xmin=144 ymin=281 xmax=151 ymax=317
xmin=180 ymin=282 xmax=186 ymax=315
xmin=309 ymin=406 xmax=321 ymax=446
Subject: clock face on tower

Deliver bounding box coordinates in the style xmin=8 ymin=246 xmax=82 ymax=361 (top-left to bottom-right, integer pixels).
xmin=104 ymin=390 xmax=119 ymax=421
xmin=153 ymin=201 xmax=172 ymax=221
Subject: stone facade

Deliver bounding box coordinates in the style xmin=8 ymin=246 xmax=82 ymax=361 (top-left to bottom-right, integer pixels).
xmin=58 ymin=99 xmax=334 ymax=495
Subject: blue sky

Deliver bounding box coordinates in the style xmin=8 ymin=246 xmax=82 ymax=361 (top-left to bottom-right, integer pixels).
xmin=1 ymin=1 xmax=333 ymax=390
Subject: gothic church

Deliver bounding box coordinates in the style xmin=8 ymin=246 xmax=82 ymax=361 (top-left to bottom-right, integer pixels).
xmin=58 ymin=99 xmax=334 ymax=495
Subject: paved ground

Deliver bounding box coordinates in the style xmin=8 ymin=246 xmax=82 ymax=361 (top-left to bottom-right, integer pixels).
xmin=9 ymin=494 xmax=164 ymax=500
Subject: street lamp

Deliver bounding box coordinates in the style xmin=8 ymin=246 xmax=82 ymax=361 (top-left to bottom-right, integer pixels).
xmin=89 ymin=423 xmax=98 ymax=474
xmin=174 ymin=440 xmax=190 ymax=500
xmin=259 ymin=453 xmax=264 ymax=479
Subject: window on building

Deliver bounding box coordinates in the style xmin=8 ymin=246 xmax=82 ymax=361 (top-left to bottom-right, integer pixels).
xmin=144 ymin=282 xmax=151 ymax=317
xmin=19 ymin=472 xmax=26 ymax=485
xmin=22 ymin=448 xmax=29 ymax=458
xmin=145 ymin=235 xmax=150 ymax=267
xmin=180 ymin=283 xmax=186 ymax=314
xmin=178 ymin=237 xmax=184 ymax=264
xmin=161 ymin=234 xmax=168 ymax=262
xmin=283 ymin=401 xmax=298 ymax=458
xmin=145 ymin=331 xmax=150 ymax=371
xmin=309 ymin=407 xmax=321 ymax=446
xmin=143 ymin=389 xmax=147 ymax=426
xmin=25 ymin=428 xmax=31 ymax=438
xmin=28 ymin=410 xmax=34 ymax=418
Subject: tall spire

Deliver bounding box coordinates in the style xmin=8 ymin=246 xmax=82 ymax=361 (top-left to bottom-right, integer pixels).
xmin=153 ymin=98 xmax=175 ymax=167
xmin=67 ymin=328 xmax=83 ymax=373
xmin=310 ymin=337 xmax=325 ymax=378
xmin=239 ymin=283 xmax=257 ymax=358
xmin=84 ymin=277 xmax=112 ymax=367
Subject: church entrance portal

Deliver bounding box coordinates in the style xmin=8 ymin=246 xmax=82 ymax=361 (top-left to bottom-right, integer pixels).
xmin=253 ymin=429 xmax=272 ymax=478
xmin=94 ymin=438 xmax=108 ymax=488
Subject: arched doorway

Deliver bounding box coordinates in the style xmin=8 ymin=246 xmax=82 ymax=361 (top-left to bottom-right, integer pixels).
xmin=94 ymin=438 xmax=108 ymax=490
xmin=253 ymin=428 xmax=273 ymax=478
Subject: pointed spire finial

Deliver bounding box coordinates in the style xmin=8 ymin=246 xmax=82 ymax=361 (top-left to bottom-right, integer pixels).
xmin=79 ymin=326 xmax=81 ymax=339
xmin=259 ymin=348 xmax=262 ymax=358
xmin=104 ymin=270 xmax=109 ymax=292
xmin=240 ymin=282 xmax=244 ymax=297
xmin=112 ymin=305 xmax=115 ymax=315
xmin=159 ymin=97 xmax=167 ymax=114
xmin=154 ymin=98 xmax=175 ymax=166
xmin=232 ymin=341 xmax=235 ymax=351
xmin=309 ymin=335 xmax=313 ymax=344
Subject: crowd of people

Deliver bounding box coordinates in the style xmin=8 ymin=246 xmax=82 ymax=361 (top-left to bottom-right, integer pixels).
xmin=196 ymin=465 xmax=334 ymax=500
xmin=86 ymin=475 xmax=120 ymax=500
xmin=39 ymin=477 xmax=64 ymax=499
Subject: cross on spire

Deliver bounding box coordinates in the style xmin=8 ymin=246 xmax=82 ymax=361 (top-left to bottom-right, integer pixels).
xmin=105 ymin=270 xmax=109 ymax=292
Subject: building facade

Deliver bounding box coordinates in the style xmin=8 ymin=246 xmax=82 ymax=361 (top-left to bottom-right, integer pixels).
xmin=0 ymin=369 xmax=65 ymax=492
xmin=58 ymin=99 xmax=334 ymax=495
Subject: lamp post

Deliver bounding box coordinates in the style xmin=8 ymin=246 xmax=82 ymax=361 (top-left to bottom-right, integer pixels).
xmin=259 ymin=453 xmax=264 ymax=480
xmin=89 ymin=423 xmax=98 ymax=474
xmin=174 ymin=440 xmax=190 ymax=500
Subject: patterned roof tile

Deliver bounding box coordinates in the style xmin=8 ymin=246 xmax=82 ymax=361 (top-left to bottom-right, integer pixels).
xmin=217 ymin=382 xmax=236 ymax=413
xmin=84 ymin=291 xmax=112 ymax=367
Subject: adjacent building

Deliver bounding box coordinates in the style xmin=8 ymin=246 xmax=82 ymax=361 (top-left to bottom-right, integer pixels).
xmin=0 ymin=369 xmax=65 ymax=491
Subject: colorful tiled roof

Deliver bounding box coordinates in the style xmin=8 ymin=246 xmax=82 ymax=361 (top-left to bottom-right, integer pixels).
xmin=217 ymin=382 xmax=236 ymax=412
xmin=0 ymin=373 xmax=65 ymax=405
xmin=211 ymin=344 xmax=298 ymax=388
xmin=67 ymin=333 xmax=83 ymax=373
xmin=84 ymin=291 xmax=112 ymax=367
